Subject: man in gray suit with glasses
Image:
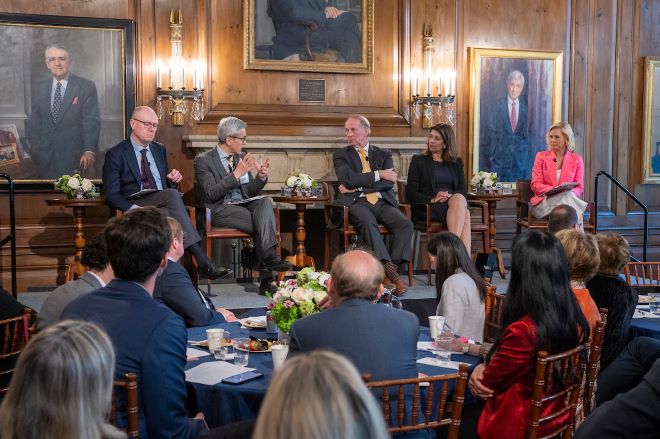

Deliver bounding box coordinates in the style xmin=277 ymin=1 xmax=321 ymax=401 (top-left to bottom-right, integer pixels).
xmin=194 ymin=116 xmax=291 ymax=295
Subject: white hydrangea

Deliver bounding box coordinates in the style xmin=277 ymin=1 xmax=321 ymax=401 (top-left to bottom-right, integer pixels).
xmin=301 ymin=175 xmax=313 ymax=188
xmin=81 ymin=178 xmax=93 ymax=192
xmin=287 ymin=176 xmax=300 ymax=187
xmin=68 ymin=177 xmax=80 ymax=189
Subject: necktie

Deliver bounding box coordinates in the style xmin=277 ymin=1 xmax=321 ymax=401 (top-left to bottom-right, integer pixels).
xmin=52 ymin=82 xmax=62 ymax=124
xmin=357 ymin=148 xmax=378 ymax=205
xmin=227 ymin=155 xmax=235 ymax=173
xmin=510 ymin=101 xmax=517 ymax=132
xmin=140 ymin=148 xmax=158 ymax=190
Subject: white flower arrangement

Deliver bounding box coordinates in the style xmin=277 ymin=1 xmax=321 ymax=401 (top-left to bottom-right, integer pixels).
xmin=54 ymin=173 xmax=97 ymax=199
xmin=471 ymin=171 xmax=498 ymax=189
xmin=285 ymin=171 xmax=316 ymax=190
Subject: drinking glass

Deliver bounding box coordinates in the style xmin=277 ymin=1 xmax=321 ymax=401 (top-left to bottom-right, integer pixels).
xmin=379 ymin=289 xmax=402 ymax=309
xmin=233 ymin=337 xmax=250 ymax=366
xmin=213 ymin=331 xmax=231 ymax=360
xmin=435 ymin=330 xmax=454 ymax=364
xmin=650 ymin=294 xmax=660 ymax=314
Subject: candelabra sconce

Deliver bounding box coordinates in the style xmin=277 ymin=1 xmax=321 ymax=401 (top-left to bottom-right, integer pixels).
xmin=412 ymin=94 xmax=456 ymax=129
xmin=155 ymin=9 xmax=206 ymax=127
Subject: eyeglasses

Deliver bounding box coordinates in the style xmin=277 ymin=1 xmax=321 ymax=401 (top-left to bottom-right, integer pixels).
xmin=132 ymin=118 xmax=159 ymax=130
xmin=228 ymin=135 xmax=247 ymax=143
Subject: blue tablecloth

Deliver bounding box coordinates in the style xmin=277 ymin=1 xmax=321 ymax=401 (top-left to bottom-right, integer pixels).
xmin=629 ymin=318 xmax=660 ymax=340
xmin=186 ymin=322 xmax=480 ymax=427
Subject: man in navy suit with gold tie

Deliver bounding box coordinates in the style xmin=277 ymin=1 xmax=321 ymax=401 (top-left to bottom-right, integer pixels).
xmin=102 ymin=106 xmax=230 ymax=280
xmin=27 ymin=44 xmax=100 ymax=178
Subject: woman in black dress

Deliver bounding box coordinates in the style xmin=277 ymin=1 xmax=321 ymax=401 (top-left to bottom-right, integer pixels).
xmin=406 ymin=123 xmax=471 ymax=251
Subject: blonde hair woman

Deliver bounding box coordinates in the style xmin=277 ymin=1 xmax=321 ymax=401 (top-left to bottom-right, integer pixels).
xmin=0 ymin=320 xmax=125 ymax=439
xmin=253 ymin=350 xmax=389 ymax=439
xmin=530 ymin=122 xmax=587 ymax=221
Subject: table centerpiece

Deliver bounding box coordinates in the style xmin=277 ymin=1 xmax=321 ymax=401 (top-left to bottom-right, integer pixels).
xmin=54 ymin=173 xmax=98 ymax=199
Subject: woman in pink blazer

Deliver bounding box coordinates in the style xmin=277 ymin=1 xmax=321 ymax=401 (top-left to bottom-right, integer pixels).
xmin=530 ymin=122 xmax=587 ymax=220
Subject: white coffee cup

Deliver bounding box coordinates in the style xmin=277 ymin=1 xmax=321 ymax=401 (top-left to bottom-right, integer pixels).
xmin=206 ymin=328 xmax=224 ymax=352
xmin=428 ymin=315 xmax=446 ymax=339
xmin=271 ymin=344 xmax=289 ymax=371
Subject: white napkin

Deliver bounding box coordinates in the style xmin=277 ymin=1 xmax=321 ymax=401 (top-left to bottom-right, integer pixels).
xmin=417 ymin=357 xmax=466 ymax=371
xmin=632 ymin=309 xmax=660 ymax=319
xmin=185 ymin=361 xmax=256 ymax=385
xmin=240 ymin=315 xmax=267 ymax=328
xmin=186 ymin=348 xmax=210 ymax=360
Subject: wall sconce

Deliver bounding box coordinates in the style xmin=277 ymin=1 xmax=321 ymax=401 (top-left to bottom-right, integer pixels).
xmin=156 ymin=10 xmax=205 ymax=127
xmin=411 ymin=24 xmax=456 ymax=128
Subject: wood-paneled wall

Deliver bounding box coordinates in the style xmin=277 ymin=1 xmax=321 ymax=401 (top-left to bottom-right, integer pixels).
xmin=2 ymin=0 xmax=659 ymax=290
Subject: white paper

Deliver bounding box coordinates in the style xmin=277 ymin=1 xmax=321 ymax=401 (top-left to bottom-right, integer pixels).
xmin=417 ymin=357 xmax=466 ymax=371
xmin=240 ymin=315 xmax=267 ymax=328
xmin=417 ymin=341 xmax=436 ymax=352
xmin=632 ymin=309 xmax=660 ymax=319
xmin=185 ymin=361 xmax=256 ymax=385
xmin=228 ymin=195 xmax=266 ymax=205
xmin=187 ymin=348 xmax=211 ymax=360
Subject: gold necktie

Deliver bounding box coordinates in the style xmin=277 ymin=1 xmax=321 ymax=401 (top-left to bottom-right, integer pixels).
xmin=357 ymin=148 xmax=378 ymax=205
xmin=227 ymin=155 xmax=235 ymax=172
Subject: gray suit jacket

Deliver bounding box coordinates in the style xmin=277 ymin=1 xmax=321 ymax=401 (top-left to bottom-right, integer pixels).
xmin=37 ymin=271 xmax=102 ymax=329
xmin=194 ymin=148 xmax=267 ymax=214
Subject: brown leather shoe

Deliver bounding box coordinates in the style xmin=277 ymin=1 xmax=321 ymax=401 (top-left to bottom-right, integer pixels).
xmin=393 ymin=278 xmax=407 ymax=297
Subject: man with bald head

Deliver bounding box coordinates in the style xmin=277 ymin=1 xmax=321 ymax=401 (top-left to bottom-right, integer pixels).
xmin=102 ymin=106 xmax=230 ymax=280
xmin=289 ymin=250 xmax=419 ymax=383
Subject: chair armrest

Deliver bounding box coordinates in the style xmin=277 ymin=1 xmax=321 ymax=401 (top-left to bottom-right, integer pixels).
xmin=398 ymin=202 xmax=411 ymax=220
xmin=468 ymin=200 xmax=489 ymax=224
xmin=515 ymin=200 xmax=532 ymax=223
xmin=324 ymin=203 xmax=350 ymax=229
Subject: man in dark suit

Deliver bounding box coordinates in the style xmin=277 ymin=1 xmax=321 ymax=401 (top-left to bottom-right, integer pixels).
xmin=102 ymin=105 xmax=229 ymax=280
xmin=38 ymin=234 xmax=113 ymax=329
xmin=27 ymin=44 xmax=100 ymax=179
xmin=194 ymin=116 xmax=291 ymax=295
xmin=289 ymin=249 xmax=419 ymax=383
xmin=481 ymin=70 xmax=530 ymax=182
xmin=154 ymin=217 xmax=236 ymax=327
xmin=62 ymin=208 xmax=211 ymax=439
xmin=333 ymin=115 xmax=413 ymax=295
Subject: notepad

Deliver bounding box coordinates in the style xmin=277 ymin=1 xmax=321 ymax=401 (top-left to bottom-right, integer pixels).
xmin=185 ymin=361 xmax=256 ymax=385
xmin=417 ymin=357 xmax=466 ymax=371
xmin=542 ymin=182 xmax=578 ymax=197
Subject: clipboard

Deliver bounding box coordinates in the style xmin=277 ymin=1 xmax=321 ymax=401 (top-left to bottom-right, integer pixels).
xmin=542 ymin=182 xmax=578 ymax=197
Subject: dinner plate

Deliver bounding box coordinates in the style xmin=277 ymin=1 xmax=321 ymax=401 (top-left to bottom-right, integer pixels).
xmin=241 ymin=319 xmax=267 ymax=329
xmin=638 ymin=295 xmax=658 ymax=304
xmin=235 ymin=342 xmax=272 ymax=353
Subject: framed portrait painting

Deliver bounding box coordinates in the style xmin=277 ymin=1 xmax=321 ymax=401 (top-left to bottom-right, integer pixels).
xmin=244 ymin=0 xmax=374 ymax=74
xmin=468 ymin=47 xmax=563 ymax=183
xmin=642 ymin=56 xmax=660 ymax=184
xmin=0 ymin=13 xmax=135 ymax=184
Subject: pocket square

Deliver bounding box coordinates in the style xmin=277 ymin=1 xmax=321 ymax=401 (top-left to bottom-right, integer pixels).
xmin=72 ymin=97 xmax=79 ymax=105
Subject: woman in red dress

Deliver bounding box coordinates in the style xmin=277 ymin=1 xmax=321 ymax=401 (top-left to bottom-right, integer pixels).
xmin=470 ymin=230 xmax=590 ymax=438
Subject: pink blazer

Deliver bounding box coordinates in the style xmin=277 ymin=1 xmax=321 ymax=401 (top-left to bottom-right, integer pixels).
xmin=530 ymin=150 xmax=584 ymax=206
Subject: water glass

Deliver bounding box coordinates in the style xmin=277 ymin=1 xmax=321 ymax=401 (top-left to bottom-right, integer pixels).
xmin=271 ymin=344 xmax=289 ymax=371
xmin=435 ymin=331 xmax=454 ymax=364
xmin=233 ymin=337 xmax=250 ymax=366
xmin=428 ymin=315 xmax=446 ymax=339
xmin=213 ymin=331 xmax=231 ymax=360
xmin=650 ymin=294 xmax=660 ymax=314
xmin=206 ymin=328 xmax=224 ymax=352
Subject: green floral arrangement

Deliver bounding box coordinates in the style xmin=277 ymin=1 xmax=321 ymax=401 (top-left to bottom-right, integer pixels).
xmin=54 ymin=173 xmax=96 ymax=199
xmin=285 ymin=171 xmax=316 ymax=190
xmin=267 ymin=267 xmax=329 ymax=333
xmin=471 ymin=171 xmax=498 ymax=189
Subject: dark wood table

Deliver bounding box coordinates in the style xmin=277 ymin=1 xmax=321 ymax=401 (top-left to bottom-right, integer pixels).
xmin=272 ymin=194 xmax=329 ymax=269
xmin=46 ymin=198 xmax=106 ymax=278
xmin=467 ymin=191 xmax=518 ymax=279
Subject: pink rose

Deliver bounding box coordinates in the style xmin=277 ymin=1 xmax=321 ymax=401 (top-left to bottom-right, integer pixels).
xmin=283 ymin=300 xmax=295 ymax=309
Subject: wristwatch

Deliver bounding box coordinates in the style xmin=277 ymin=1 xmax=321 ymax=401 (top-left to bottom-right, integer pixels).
xmin=462 ymin=343 xmax=469 ymax=354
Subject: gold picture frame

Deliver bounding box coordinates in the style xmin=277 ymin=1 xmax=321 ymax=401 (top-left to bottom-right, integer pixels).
xmin=244 ymin=0 xmax=374 ymax=74
xmin=468 ymin=47 xmax=563 ymax=183
xmin=642 ymin=56 xmax=660 ymax=184
xmin=0 ymin=125 xmax=21 ymax=167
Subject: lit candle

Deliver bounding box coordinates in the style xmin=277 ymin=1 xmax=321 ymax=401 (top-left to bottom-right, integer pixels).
xmin=168 ymin=66 xmax=173 ymax=88
xmin=413 ymin=76 xmax=419 ymax=96
xmin=192 ymin=63 xmax=198 ymax=89
xmin=425 ymin=75 xmax=431 ymax=96
xmin=156 ymin=63 xmax=162 ymax=89
xmin=181 ymin=66 xmax=185 ymax=89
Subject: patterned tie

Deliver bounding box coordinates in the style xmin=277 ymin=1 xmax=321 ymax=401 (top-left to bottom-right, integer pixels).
xmin=52 ymin=82 xmax=62 ymax=124
xmin=510 ymin=101 xmax=517 ymax=132
xmin=357 ymin=148 xmax=378 ymax=205
xmin=227 ymin=154 xmax=235 ymax=173
xmin=140 ymin=148 xmax=158 ymax=190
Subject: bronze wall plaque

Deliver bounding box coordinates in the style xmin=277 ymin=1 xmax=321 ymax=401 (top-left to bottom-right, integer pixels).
xmin=298 ymin=79 xmax=326 ymax=103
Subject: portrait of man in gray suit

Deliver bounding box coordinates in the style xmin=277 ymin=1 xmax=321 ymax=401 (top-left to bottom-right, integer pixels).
xmin=26 ymin=44 xmax=100 ymax=179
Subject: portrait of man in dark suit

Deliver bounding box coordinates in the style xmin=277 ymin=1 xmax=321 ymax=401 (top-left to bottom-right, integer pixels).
xmin=481 ymin=70 xmax=530 ymax=182
xmin=26 ymin=44 xmax=100 ymax=179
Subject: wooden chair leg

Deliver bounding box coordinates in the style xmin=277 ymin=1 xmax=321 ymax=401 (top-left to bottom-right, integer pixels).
xmin=426 ymin=231 xmax=433 ymax=286
xmin=206 ymin=237 xmax=212 ymax=295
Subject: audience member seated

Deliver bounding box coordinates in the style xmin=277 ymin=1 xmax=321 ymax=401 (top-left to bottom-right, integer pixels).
xmin=253 ymin=350 xmax=389 ymax=439
xmin=575 ymin=357 xmax=660 ymax=438
xmin=427 ymin=232 xmax=485 ymax=342
xmin=38 ymin=235 xmax=114 ymax=329
xmin=62 ymin=208 xmax=212 ymax=438
xmin=586 ymin=232 xmax=638 ymax=370
xmin=332 ymin=115 xmax=414 ymax=296
xmin=102 ymin=105 xmax=230 ymax=281
xmin=0 ymin=288 xmax=35 ymax=322
xmin=0 ymin=320 xmax=124 ymax=439
xmin=406 ymin=123 xmax=472 ymax=251
xmin=547 ymin=203 xmax=581 ymax=234
xmin=289 ymin=249 xmax=419 ymax=383
xmin=595 ymin=336 xmax=660 ymax=405
xmin=556 ymin=229 xmax=602 ymax=335
xmin=154 ymin=217 xmax=236 ymax=326
xmin=469 ymin=231 xmax=590 ymax=439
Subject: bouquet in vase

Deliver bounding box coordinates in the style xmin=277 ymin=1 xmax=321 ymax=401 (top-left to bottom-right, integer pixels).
xmin=54 ymin=173 xmax=97 ymax=199
xmin=471 ymin=171 xmax=497 ymax=190
xmin=282 ymin=171 xmax=320 ymax=196
xmin=267 ymin=267 xmax=329 ymax=333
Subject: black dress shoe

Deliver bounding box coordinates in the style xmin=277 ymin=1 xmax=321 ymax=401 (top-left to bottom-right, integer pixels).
xmin=264 ymin=258 xmax=293 ymax=273
xmin=202 ymin=263 xmax=232 ymax=280
xmin=258 ymin=280 xmax=278 ymax=296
